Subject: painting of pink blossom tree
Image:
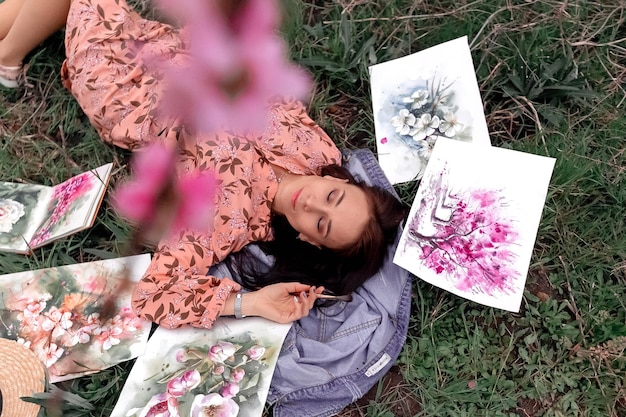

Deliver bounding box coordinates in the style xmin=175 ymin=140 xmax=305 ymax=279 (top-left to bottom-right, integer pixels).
xmin=394 ymin=138 xmax=555 ymax=311
xmin=111 ymin=318 xmax=292 ymax=417
xmin=0 ymin=163 xmax=112 ymax=253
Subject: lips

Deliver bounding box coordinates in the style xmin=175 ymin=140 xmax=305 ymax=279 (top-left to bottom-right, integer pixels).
xmin=292 ymin=188 xmax=303 ymax=209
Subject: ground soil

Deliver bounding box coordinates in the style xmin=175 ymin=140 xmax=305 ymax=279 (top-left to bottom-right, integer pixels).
xmin=337 ymin=366 xmax=422 ymax=417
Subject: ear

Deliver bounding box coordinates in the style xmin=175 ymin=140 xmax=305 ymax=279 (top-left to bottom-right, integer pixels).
xmin=322 ymin=175 xmax=349 ymax=183
xmin=298 ymin=233 xmax=322 ymax=249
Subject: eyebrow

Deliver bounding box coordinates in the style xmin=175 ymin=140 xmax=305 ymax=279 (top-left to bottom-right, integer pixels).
xmin=325 ymin=190 xmax=346 ymax=238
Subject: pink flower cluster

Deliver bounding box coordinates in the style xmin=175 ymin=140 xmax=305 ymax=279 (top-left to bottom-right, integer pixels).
xmin=134 ymin=340 xmax=268 ymax=416
xmin=136 ymin=390 xmax=239 ymax=417
xmin=15 ymin=296 xmax=142 ymax=368
xmin=152 ymin=0 xmax=311 ymax=133
xmin=413 ymin=189 xmax=519 ymax=295
xmin=30 ymin=172 xmax=94 ymax=246
xmin=113 ymin=143 xmax=216 ymax=241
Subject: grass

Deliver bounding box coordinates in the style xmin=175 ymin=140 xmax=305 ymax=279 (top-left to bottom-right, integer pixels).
xmin=1 ymin=0 xmax=625 ymax=416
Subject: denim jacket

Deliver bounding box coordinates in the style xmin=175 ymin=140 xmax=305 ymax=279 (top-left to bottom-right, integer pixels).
xmin=210 ymin=149 xmax=411 ymax=416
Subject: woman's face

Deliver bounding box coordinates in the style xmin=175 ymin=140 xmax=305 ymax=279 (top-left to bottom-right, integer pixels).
xmin=273 ymin=175 xmax=370 ymax=250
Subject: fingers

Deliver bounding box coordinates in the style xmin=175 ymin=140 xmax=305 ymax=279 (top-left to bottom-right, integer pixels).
xmin=282 ymin=282 xmax=313 ymax=293
xmin=292 ymin=289 xmax=315 ymax=318
xmin=295 ymin=285 xmax=324 ymax=311
xmin=306 ymin=287 xmax=317 ymax=308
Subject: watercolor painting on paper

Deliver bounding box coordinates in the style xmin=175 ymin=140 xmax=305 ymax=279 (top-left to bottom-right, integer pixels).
xmin=370 ymin=36 xmax=491 ymax=184
xmin=0 ymin=163 xmax=112 ymax=253
xmin=111 ymin=318 xmax=292 ymax=417
xmin=0 ymin=254 xmax=152 ymax=382
xmin=393 ymin=138 xmax=555 ymax=311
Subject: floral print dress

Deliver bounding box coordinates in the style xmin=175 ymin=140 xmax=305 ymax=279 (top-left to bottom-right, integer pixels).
xmin=62 ymin=0 xmax=341 ymax=329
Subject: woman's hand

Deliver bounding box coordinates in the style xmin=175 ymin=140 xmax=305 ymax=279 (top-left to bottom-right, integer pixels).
xmin=244 ymin=283 xmax=324 ymax=324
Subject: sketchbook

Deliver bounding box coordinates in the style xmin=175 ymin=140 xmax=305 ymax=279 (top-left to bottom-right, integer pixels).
xmin=0 ymin=163 xmax=112 ymax=254
xmin=370 ymin=36 xmax=491 ymax=184
xmin=393 ymin=138 xmax=555 ymax=312
xmin=111 ymin=318 xmax=292 ymax=417
xmin=0 ymin=254 xmax=152 ymax=382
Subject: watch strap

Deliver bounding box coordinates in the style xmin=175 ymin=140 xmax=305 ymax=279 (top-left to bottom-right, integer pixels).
xmin=234 ymin=292 xmax=246 ymax=319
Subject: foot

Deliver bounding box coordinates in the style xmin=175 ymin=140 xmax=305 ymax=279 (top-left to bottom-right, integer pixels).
xmin=0 ymin=63 xmax=22 ymax=88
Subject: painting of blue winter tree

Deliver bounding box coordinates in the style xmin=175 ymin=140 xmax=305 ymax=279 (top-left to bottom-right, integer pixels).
xmin=370 ymin=36 xmax=491 ymax=184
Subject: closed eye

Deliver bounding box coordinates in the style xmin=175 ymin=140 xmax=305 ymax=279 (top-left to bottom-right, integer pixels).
xmin=323 ymin=190 xmax=345 ymax=238
xmin=318 ymin=216 xmax=330 ymax=236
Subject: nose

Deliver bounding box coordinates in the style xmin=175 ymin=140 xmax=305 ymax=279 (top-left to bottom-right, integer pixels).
xmin=303 ymin=195 xmax=324 ymax=213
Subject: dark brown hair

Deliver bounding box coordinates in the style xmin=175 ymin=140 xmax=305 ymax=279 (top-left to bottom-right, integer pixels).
xmin=231 ymin=164 xmax=408 ymax=295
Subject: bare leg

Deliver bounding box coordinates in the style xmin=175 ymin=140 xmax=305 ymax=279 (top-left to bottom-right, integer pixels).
xmin=0 ymin=0 xmax=26 ymax=40
xmin=0 ymin=0 xmax=71 ymax=67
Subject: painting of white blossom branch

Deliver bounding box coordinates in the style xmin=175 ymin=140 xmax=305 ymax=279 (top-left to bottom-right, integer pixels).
xmin=370 ymin=36 xmax=491 ymax=184
xmin=393 ymin=138 xmax=555 ymax=311
xmin=111 ymin=318 xmax=292 ymax=417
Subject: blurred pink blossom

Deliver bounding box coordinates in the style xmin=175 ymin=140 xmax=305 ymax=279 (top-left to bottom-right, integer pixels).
xmin=113 ymin=143 xmax=217 ymax=241
xmin=113 ymin=144 xmax=174 ymax=224
xmin=174 ymin=171 xmax=218 ymax=232
xmin=153 ymin=0 xmax=311 ymax=133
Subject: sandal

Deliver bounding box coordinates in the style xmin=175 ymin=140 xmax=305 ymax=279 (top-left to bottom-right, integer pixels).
xmin=0 ymin=64 xmax=23 ymax=88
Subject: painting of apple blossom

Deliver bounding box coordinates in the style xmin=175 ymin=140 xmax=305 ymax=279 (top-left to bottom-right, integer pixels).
xmin=370 ymin=36 xmax=491 ymax=184
xmin=0 ymin=254 xmax=152 ymax=382
xmin=111 ymin=318 xmax=292 ymax=417
xmin=393 ymin=138 xmax=555 ymax=311
xmin=0 ymin=163 xmax=112 ymax=253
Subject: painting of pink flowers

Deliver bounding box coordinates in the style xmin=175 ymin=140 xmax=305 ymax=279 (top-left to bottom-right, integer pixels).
xmin=370 ymin=36 xmax=491 ymax=184
xmin=111 ymin=318 xmax=292 ymax=417
xmin=0 ymin=163 xmax=112 ymax=254
xmin=0 ymin=254 xmax=152 ymax=382
xmin=393 ymin=138 xmax=555 ymax=311
xmin=29 ymin=163 xmax=113 ymax=247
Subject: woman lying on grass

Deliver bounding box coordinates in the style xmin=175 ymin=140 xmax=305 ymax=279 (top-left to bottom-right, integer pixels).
xmin=0 ymin=0 xmax=407 ymax=329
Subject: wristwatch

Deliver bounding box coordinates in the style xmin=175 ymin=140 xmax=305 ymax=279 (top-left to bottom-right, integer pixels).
xmin=234 ymin=292 xmax=246 ymax=319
